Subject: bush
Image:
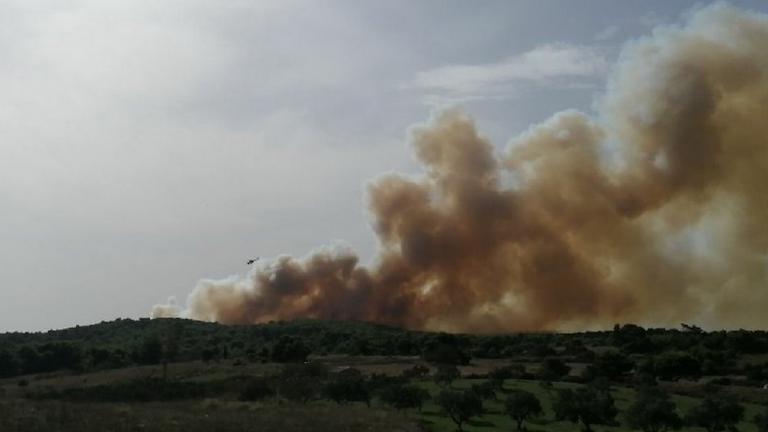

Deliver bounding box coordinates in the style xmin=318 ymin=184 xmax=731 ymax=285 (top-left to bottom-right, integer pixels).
xmin=271 ymin=336 xmax=311 ymax=363
xmin=755 ymin=406 xmax=768 ymax=432
xmin=39 ymin=377 xmax=209 ymax=402
xmin=276 ymin=362 xmax=327 ymax=403
xmin=401 ymin=365 xmax=430 ymax=379
xmin=423 ymin=342 xmax=470 ymax=366
xmin=322 ymin=368 xmax=370 ymax=406
xmin=239 ymin=377 xmax=275 ymax=401
xmin=653 ymin=351 xmax=701 ymax=381
xmin=379 ymin=383 xmax=429 ymax=411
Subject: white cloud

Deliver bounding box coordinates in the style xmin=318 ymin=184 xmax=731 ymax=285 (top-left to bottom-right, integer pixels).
xmin=411 ymin=44 xmax=608 ymax=103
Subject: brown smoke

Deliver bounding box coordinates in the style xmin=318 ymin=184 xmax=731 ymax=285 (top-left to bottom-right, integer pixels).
xmin=153 ymin=5 xmax=768 ymax=332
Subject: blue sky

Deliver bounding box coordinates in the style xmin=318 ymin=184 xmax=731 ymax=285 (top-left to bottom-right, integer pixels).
xmin=1 ymin=0 xmax=767 ymax=331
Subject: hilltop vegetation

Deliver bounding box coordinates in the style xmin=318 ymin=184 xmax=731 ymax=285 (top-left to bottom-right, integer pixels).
xmin=2 ymin=318 xmax=768 ymax=380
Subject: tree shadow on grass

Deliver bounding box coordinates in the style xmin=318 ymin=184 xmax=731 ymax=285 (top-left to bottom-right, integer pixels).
xmin=466 ymin=419 xmax=495 ymax=428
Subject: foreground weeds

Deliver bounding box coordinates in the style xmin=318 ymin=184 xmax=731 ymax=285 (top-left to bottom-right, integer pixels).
xmin=0 ymin=399 xmax=419 ymax=432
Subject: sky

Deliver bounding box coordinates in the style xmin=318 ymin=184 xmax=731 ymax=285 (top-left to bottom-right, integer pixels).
xmin=1 ymin=1 xmax=767 ymax=332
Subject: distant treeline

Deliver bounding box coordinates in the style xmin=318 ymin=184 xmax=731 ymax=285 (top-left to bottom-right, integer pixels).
xmin=2 ymin=319 xmax=768 ymax=383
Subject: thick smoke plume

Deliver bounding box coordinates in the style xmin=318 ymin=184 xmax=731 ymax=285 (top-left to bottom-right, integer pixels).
xmin=153 ymin=5 xmax=768 ymax=332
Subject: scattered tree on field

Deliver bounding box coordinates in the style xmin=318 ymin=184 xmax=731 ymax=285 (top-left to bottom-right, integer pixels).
xmin=553 ymin=386 xmax=618 ymax=432
xmin=685 ymin=392 xmax=744 ymax=432
xmin=434 ymin=364 xmax=461 ymax=387
xmin=504 ymin=389 xmax=542 ymax=431
xmin=625 ymin=386 xmax=682 ymax=432
xmin=437 ymin=389 xmax=483 ymax=432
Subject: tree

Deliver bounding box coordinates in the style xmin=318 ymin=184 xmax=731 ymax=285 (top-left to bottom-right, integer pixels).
xmin=277 ymin=363 xmax=326 ymax=403
xmin=0 ymin=349 xmax=19 ymax=378
xmin=379 ymin=383 xmax=430 ymax=411
xmin=17 ymin=346 xmax=40 ymax=374
xmin=685 ymin=392 xmax=744 ymax=432
xmin=505 ymin=390 xmax=542 ymax=431
xmin=137 ymin=334 xmax=162 ymax=365
xmin=271 ymin=336 xmax=311 ymax=363
xmin=653 ymin=351 xmax=701 ymax=381
xmin=488 ymin=364 xmax=526 ymax=390
xmin=422 ymin=334 xmax=470 ymax=365
xmin=437 ymin=389 xmax=483 ymax=432
xmin=540 ymin=358 xmax=571 ymax=380
xmin=434 ymin=364 xmax=461 ymax=386
xmin=755 ymin=406 xmax=768 ymax=432
xmin=239 ymin=376 xmax=275 ymax=401
xmin=591 ymin=350 xmax=634 ymax=380
xmin=160 ymin=321 xmax=181 ymax=380
xmin=625 ymin=386 xmax=682 ymax=432
xmin=553 ymin=386 xmax=618 ymax=432
xmin=322 ymin=368 xmax=370 ymax=406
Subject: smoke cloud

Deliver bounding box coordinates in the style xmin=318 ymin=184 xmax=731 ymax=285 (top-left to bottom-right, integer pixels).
xmin=152 ymin=5 xmax=768 ymax=332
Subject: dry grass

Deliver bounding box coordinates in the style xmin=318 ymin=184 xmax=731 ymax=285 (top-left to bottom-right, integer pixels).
xmin=0 ymin=398 xmax=419 ymax=432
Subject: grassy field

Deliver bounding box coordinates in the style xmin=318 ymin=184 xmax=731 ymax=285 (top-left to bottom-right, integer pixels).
xmin=0 ymin=399 xmax=419 ymax=432
xmin=1 ymin=358 xmax=766 ymax=432
xmin=411 ymin=378 xmax=766 ymax=432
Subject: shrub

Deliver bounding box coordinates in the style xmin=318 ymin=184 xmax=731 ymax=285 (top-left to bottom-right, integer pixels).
xmin=239 ymin=377 xmax=275 ymax=401
xmin=379 ymin=383 xmax=429 ymax=411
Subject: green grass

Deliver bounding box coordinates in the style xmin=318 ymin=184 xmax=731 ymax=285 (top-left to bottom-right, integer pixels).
xmin=3 ymin=360 xmax=767 ymax=432
xmin=408 ymin=379 xmax=766 ymax=432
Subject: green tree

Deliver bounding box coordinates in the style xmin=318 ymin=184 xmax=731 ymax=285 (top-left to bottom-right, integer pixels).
xmin=434 ymin=364 xmax=461 ymax=386
xmin=138 ymin=334 xmax=162 ymax=365
xmin=276 ymin=362 xmax=328 ymax=403
xmin=160 ymin=321 xmax=181 ymax=380
xmin=540 ymin=357 xmax=571 ymax=380
xmin=271 ymin=336 xmax=311 ymax=363
xmin=592 ymin=350 xmax=634 ymax=380
xmin=755 ymin=406 xmax=768 ymax=432
xmin=0 ymin=349 xmax=18 ymax=378
xmin=625 ymin=386 xmax=682 ymax=432
xmin=504 ymin=389 xmax=542 ymax=431
xmin=379 ymin=383 xmax=430 ymax=411
xmin=422 ymin=334 xmax=470 ymax=365
xmin=437 ymin=389 xmax=483 ymax=432
xmin=654 ymin=351 xmax=701 ymax=381
xmin=685 ymin=392 xmax=744 ymax=432
xmin=322 ymin=368 xmax=370 ymax=406
xmin=488 ymin=364 xmax=526 ymax=390
xmin=553 ymin=386 xmax=618 ymax=432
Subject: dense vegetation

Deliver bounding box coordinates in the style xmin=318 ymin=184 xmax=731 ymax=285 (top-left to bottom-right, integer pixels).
xmin=2 ymin=319 xmax=768 ymax=379
xmin=2 ymin=318 xmax=768 ymax=431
